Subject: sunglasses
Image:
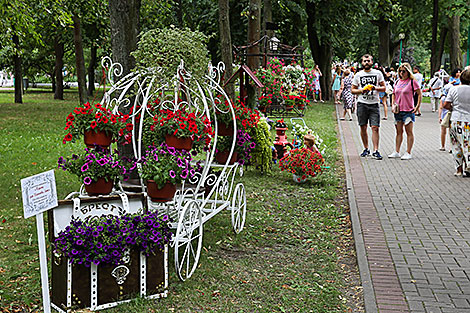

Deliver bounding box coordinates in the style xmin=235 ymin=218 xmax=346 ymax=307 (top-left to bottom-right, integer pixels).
xmin=399 ymin=70 xmax=407 ymax=73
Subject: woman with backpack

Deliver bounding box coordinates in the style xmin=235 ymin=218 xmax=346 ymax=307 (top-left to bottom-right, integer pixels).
xmin=388 ymin=63 xmax=422 ymax=160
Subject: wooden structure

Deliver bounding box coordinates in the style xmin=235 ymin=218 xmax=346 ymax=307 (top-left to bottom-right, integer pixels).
xmin=224 ymin=65 xmax=263 ymax=105
xmin=233 ymin=35 xmax=305 ymax=69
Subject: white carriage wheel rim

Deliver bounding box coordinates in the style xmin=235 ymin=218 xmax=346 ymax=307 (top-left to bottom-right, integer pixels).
xmin=174 ymin=200 xmax=203 ymax=281
xmin=231 ymin=183 xmax=246 ymax=234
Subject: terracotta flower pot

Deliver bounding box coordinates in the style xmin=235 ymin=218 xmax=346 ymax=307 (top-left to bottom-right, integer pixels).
xmin=147 ymin=180 xmax=177 ymax=202
xmin=84 ymin=130 xmax=112 ymax=148
xmin=217 ymin=121 xmax=234 ymax=136
xmin=165 ymin=134 xmax=193 ymax=150
xmin=84 ymin=177 xmax=113 ymax=196
xmin=293 ymin=174 xmax=308 ymax=183
xmin=275 ymin=128 xmax=287 ymax=136
xmin=215 ymin=151 xmax=238 ymax=165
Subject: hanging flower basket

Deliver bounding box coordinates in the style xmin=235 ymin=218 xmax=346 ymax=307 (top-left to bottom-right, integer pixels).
xmin=146 ymin=180 xmax=177 ymax=202
xmin=84 ymin=177 xmax=113 ymax=196
xmin=84 ymin=130 xmax=113 ymax=148
xmin=165 ymin=134 xmax=193 ymax=151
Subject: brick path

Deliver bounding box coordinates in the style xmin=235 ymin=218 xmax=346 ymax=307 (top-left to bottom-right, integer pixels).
xmin=338 ymin=102 xmax=470 ymax=313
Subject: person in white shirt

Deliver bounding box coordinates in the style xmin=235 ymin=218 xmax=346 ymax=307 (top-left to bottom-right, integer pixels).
xmin=413 ymin=66 xmax=424 ymax=116
xmin=429 ymin=72 xmax=443 ymax=112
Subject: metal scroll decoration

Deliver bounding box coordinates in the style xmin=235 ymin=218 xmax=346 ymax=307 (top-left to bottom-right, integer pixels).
xmin=99 ymin=57 xmax=240 ymax=200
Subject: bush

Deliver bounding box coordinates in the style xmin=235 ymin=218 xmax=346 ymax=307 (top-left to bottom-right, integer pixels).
xmin=132 ymin=26 xmax=210 ymax=83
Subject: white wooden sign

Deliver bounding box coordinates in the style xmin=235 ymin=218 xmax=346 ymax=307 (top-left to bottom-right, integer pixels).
xmin=21 ymin=169 xmax=57 ymax=313
xmin=21 ymin=169 xmax=58 ymax=218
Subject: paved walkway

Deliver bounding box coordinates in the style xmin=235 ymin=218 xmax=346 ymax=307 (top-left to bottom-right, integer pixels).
xmin=338 ymin=102 xmax=470 ymax=313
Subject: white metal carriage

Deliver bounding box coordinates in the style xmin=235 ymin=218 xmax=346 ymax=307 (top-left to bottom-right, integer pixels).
xmin=99 ymin=57 xmax=247 ymax=281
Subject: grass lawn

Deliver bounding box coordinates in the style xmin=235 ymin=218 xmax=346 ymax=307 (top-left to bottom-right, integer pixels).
xmin=0 ymin=89 xmax=363 ymax=312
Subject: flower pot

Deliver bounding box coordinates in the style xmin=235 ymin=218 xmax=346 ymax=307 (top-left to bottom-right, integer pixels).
xmin=275 ymin=127 xmax=287 ymax=136
xmin=216 ymin=151 xmax=238 ymax=165
xmin=84 ymin=177 xmax=113 ymax=196
xmin=293 ymin=173 xmax=308 ymax=183
xmin=51 ymin=248 xmax=167 ymax=310
xmin=84 ymin=130 xmax=112 ymax=148
xmin=165 ymin=134 xmax=193 ymax=151
xmin=147 ymin=180 xmax=177 ymax=202
xmin=217 ymin=121 xmax=234 ymax=136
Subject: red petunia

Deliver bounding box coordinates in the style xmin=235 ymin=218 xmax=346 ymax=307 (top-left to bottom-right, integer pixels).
xmin=90 ymin=121 xmax=97 ymax=129
xmin=126 ymin=123 xmax=133 ymax=131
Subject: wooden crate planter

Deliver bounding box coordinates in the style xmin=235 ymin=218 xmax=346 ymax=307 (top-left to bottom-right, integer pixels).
xmin=48 ymin=194 xmax=168 ymax=312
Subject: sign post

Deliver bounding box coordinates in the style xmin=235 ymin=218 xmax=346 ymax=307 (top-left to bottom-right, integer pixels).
xmin=21 ymin=169 xmax=58 ymax=313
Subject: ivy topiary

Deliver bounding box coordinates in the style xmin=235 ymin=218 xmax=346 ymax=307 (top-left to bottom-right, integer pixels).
xmin=131 ymin=26 xmax=210 ymax=82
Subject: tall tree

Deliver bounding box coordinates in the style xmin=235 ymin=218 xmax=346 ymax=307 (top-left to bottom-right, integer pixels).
xmin=72 ymin=15 xmax=88 ymax=105
xmin=247 ymin=0 xmax=261 ymax=70
xmin=263 ymin=0 xmax=273 ymax=38
xmin=12 ymin=33 xmax=23 ymax=103
xmin=448 ymin=14 xmax=462 ymax=69
xmin=109 ymin=0 xmax=141 ymax=79
xmin=429 ymin=0 xmax=440 ymax=74
xmin=218 ymin=0 xmax=235 ymax=100
xmin=54 ymin=37 xmax=65 ymax=100
xmin=305 ymin=0 xmax=362 ymax=100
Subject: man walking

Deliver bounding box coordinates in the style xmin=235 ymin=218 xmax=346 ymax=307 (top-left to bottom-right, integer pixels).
xmin=413 ymin=66 xmax=424 ymax=116
xmin=351 ymin=54 xmax=386 ymax=160
xmin=429 ymin=72 xmax=442 ymax=112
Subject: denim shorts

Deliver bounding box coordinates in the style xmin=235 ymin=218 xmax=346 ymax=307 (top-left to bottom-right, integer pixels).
xmin=394 ymin=111 xmax=415 ymax=125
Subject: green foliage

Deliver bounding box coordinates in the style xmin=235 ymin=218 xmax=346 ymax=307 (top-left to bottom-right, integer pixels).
xmin=247 ymin=117 xmax=273 ymax=173
xmin=131 ymin=26 xmax=210 ymax=83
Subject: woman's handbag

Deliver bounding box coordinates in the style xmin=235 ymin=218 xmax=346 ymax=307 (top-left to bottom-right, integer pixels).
xmin=441 ymin=111 xmax=451 ymax=128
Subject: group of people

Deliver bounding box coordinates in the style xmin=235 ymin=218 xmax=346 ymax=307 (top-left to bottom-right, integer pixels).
xmin=336 ymin=53 xmax=470 ymax=177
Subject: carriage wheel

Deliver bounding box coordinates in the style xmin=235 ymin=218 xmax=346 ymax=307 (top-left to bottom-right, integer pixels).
xmin=231 ymin=183 xmax=246 ymax=234
xmin=174 ymin=200 xmax=203 ymax=281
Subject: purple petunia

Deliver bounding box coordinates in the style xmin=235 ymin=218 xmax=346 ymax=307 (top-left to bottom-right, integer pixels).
xmin=81 ymin=163 xmax=89 ymax=172
xmin=83 ymin=177 xmax=92 ymax=185
xmin=169 ymin=170 xmax=176 ymax=178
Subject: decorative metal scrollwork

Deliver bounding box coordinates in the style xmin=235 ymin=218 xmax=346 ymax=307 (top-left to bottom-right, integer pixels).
xmin=111 ymin=265 xmax=130 ymax=285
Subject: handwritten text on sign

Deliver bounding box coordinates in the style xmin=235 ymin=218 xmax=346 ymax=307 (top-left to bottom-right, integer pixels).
xmin=21 ymin=170 xmax=58 ymax=218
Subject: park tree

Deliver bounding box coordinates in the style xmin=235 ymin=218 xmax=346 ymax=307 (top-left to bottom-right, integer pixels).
xmin=109 ymin=0 xmax=141 ymax=80
xmin=306 ymin=0 xmax=363 ymax=100
xmin=0 ymin=0 xmax=43 ymax=103
xmin=247 ymin=0 xmax=262 ymax=70
xmin=218 ymin=0 xmax=235 ymax=100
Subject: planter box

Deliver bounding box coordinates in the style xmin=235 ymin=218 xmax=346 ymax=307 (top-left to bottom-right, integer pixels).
xmin=48 ymin=193 xmax=168 ymax=312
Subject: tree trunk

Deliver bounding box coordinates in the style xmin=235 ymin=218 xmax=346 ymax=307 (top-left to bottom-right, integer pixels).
xmin=109 ymin=0 xmax=141 ymax=182
xmin=448 ymin=15 xmax=462 ymax=70
xmin=109 ymin=0 xmax=141 ymax=80
xmin=13 ymin=34 xmax=23 ymax=104
xmin=306 ymin=1 xmax=331 ymax=100
xmin=218 ymin=0 xmax=234 ymax=101
xmin=87 ymin=45 xmax=97 ymax=97
xmin=54 ymin=38 xmax=64 ymax=100
xmin=263 ymin=0 xmax=273 ymax=38
xmin=52 ymin=68 xmax=56 ymax=93
xmin=430 ymin=0 xmax=440 ymax=75
xmin=246 ymin=0 xmax=261 ymax=70
xmin=72 ymin=15 xmax=88 ymax=105
xmin=377 ymin=18 xmax=391 ymax=67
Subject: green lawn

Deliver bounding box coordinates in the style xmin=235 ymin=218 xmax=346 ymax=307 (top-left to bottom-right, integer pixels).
xmin=0 ymin=89 xmax=361 ymax=312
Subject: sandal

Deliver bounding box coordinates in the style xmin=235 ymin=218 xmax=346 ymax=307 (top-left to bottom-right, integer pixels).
xmin=439 ymin=148 xmax=446 ymax=151
xmin=454 ymin=172 xmax=463 ymax=177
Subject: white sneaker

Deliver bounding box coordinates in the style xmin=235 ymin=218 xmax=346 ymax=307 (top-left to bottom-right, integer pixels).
xmin=388 ymin=151 xmax=400 ymax=158
xmin=401 ymin=152 xmax=412 ymax=160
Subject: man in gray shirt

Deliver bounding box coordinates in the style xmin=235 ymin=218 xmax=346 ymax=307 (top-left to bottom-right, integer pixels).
xmin=351 ymin=54 xmax=386 ymax=160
